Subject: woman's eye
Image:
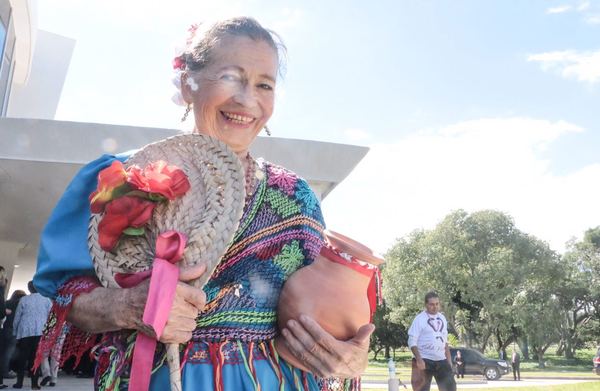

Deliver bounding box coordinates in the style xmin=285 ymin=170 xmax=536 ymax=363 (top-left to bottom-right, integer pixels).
xmin=221 ymin=73 xmax=240 ymax=82
xmin=258 ymin=83 xmax=274 ymax=91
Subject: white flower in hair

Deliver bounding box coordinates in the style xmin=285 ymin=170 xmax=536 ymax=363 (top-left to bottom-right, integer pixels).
xmin=186 ymin=77 xmax=199 ymax=92
xmin=171 ymin=92 xmax=186 ymax=106
xmin=172 ymin=72 xmax=182 ymax=89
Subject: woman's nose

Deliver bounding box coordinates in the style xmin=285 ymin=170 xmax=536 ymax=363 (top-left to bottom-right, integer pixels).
xmin=233 ymin=84 xmax=257 ymax=107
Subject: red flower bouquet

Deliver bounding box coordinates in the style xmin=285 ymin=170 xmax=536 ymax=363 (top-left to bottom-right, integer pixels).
xmin=90 ymin=160 xmax=190 ymax=252
xmin=127 ymin=161 xmax=190 ymax=200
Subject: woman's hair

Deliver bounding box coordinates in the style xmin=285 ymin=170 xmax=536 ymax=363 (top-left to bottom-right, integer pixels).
xmin=9 ymin=289 xmax=26 ymax=301
xmin=0 ymin=266 xmax=6 ymax=287
xmin=181 ymin=17 xmax=287 ymax=76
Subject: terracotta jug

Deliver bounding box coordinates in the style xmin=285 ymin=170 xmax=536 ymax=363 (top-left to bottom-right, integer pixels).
xmin=275 ymin=230 xmax=384 ymax=372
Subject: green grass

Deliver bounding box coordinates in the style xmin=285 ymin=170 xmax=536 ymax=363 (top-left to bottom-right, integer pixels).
xmin=460 ymin=382 xmax=600 ymax=391
xmin=362 ymin=381 xmax=600 ymax=391
xmin=366 ymin=347 xmax=598 ymax=379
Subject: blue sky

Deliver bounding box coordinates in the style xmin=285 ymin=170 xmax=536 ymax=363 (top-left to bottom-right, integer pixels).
xmin=39 ymin=0 xmax=600 ymax=253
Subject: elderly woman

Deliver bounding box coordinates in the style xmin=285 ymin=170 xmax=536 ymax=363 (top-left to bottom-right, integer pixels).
xmin=33 ymin=17 xmax=373 ymax=391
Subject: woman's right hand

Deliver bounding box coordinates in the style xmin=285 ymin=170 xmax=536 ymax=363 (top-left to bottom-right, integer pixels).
xmin=124 ymin=263 xmax=208 ymax=344
xmin=69 ymin=263 xmax=207 ymax=342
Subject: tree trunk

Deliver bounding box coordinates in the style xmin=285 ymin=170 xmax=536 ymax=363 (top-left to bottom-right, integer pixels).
xmin=385 ymin=345 xmax=390 ymax=360
xmin=481 ymin=331 xmax=491 ymax=353
xmin=373 ymin=347 xmax=382 ymax=361
xmin=519 ymin=337 xmax=530 ymax=360
xmin=466 ymin=328 xmax=475 ymax=349
xmin=534 ymin=343 xmax=552 ymax=368
xmin=556 ymin=340 xmax=564 ymax=356
xmin=495 ymin=328 xmax=504 ymax=359
xmin=564 ymin=341 xmax=575 ymax=359
xmin=537 ymin=352 xmax=545 ymax=368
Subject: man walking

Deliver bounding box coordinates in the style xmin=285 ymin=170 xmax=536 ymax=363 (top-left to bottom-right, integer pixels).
xmin=12 ymin=281 xmax=51 ymax=389
xmin=408 ymin=291 xmax=456 ymax=391
xmin=511 ymin=350 xmax=521 ymax=381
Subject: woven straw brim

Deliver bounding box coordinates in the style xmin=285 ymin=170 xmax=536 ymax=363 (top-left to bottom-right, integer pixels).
xmin=88 ymin=133 xmax=246 ymax=288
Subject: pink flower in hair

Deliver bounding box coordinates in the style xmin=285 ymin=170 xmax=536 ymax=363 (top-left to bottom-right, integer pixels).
xmin=186 ymin=24 xmax=199 ymax=45
xmin=172 ymin=55 xmax=185 ymax=71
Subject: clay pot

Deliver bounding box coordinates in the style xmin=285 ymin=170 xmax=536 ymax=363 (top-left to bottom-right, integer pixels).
xmin=275 ymin=230 xmax=384 ymax=372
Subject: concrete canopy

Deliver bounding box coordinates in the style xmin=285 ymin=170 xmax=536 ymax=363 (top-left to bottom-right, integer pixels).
xmin=0 ymin=118 xmax=368 ymax=292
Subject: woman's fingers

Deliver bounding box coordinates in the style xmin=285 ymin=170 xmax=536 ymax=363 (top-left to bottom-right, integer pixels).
xmin=281 ymin=327 xmax=328 ymax=378
xmin=297 ymin=315 xmax=338 ymax=355
xmin=159 ymin=326 xmax=193 ymax=344
xmin=169 ymin=294 xmax=200 ymax=318
xmin=179 ymin=262 xmax=207 ymax=282
xmin=283 ymin=318 xmax=344 ymax=378
xmin=283 ymin=316 xmax=374 ymax=379
xmin=175 ymin=281 xmax=207 ymax=312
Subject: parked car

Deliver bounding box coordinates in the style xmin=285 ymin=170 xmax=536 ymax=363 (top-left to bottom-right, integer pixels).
xmin=593 ymin=347 xmax=600 ymax=375
xmin=450 ymin=347 xmax=510 ymax=380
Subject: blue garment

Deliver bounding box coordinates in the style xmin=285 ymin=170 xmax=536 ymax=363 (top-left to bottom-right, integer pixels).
xmin=13 ymin=293 xmax=51 ymax=339
xmin=34 ymin=153 xmax=132 ymax=298
xmin=142 ymin=342 xmax=318 ymax=391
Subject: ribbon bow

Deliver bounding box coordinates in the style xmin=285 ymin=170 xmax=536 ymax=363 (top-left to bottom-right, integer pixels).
xmin=115 ymin=231 xmax=187 ymax=391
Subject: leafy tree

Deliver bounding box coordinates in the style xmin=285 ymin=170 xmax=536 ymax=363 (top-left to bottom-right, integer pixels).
xmin=383 ymin=209 xmax=560 ymax=356
xmin=370 ymin=303 xmax=408 ymax=360
xmin=557 ymin=226 xmax=600 ymax=355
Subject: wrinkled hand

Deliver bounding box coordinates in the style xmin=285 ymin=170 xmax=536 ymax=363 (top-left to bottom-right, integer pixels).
xmin=281 ymin=314 xmax=375 ymax=379
xmin=125 ymin=263 xmax=207 ymax=344
xmin=416 ymin=358 xmax=426 ymax=370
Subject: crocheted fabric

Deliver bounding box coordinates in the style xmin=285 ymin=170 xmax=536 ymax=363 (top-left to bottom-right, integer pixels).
xmin=33 ymin=276 xmax=101 ymax=370
xmin=193 ymin=160 xmax=324 ymax=342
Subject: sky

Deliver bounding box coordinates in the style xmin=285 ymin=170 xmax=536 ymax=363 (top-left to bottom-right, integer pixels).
xmin=38 ymin=0 xmax=600 ymax=254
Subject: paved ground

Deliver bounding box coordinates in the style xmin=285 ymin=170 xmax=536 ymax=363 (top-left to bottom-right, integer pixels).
xmin=4 ymin=375 xmax=598 ymax=390
xmin=1 ymin=375 xmax=93 ymax=391
xmin=362 ymin=377 xmax=600 ymax=390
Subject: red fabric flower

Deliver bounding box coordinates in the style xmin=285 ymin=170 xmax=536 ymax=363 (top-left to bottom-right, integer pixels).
xmin=98 ymin=196 xmax=156 ymax=251
xmin=127 ymin=161 xmax=190 ymax=200
xmin=89 ymin=161 xmax=128 ymax=213
xmin=172 ymin=56 xmax=185 ymax=70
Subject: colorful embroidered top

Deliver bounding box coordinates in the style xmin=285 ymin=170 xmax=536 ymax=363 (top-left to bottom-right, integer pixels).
xmin=191 ymin=159 xmax=324 ymax=342
xmin=33 ymin=153 xmax=361 ymax=391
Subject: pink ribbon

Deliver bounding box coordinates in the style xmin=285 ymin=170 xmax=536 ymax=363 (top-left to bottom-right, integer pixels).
xmin=115 ymin=231 xmax=187 ymax=391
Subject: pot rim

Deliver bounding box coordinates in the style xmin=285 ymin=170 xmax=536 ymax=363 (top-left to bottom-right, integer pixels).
xmin=324 ymin=229 xmax=385 ymax=266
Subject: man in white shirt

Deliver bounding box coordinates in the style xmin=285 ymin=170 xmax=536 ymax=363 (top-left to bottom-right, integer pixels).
xmin=408 ymin=291 xmax=456 ymax=391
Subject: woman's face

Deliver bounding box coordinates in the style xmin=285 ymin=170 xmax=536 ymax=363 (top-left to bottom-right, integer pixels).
xmin=182 ymin=35 xmax=278 ymax=154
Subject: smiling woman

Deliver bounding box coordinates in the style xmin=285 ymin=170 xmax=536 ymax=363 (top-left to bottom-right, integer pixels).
xmin=181 ymin=36 xmax=277 ymax=154
xmin=32 ymin=17 xmax=372 ymax=391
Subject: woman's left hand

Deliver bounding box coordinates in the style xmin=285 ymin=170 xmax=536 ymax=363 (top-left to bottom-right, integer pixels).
xmin=281 ymin=314 xmax=375 ymax=379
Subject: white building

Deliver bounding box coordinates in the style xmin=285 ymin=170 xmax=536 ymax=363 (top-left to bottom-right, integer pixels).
xmin=0 ymin=0 xmax=368 ymax=294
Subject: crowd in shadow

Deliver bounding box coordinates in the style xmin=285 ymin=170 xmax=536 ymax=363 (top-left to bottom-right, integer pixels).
xmin=0 ymin=271 xmax=96 ymax=389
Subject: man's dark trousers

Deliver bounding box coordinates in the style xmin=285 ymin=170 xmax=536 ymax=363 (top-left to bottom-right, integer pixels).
xmin=512 ymin=362 xmax=521 ymax=380
xmin=411 ymin=358 xmax=456 ymax=391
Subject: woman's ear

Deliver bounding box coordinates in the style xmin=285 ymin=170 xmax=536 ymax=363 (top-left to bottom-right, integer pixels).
xmin=181 ymin=73 xmax=193 ymax=104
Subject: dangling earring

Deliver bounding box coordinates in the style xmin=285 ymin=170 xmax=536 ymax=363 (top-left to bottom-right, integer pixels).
xmin=264 ymin=125 xmax=271 ymax=136
xmin=181 ymin=104 xmax=192 ymax=122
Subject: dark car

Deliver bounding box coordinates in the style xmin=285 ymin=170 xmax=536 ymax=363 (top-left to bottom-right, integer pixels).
xmin=450 ymin=347 xmax=510 ymax=380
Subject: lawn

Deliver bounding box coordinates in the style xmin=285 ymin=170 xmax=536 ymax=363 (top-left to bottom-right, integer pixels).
xmin=462 ymin=382 xmax=600 ymax=391
xmin=361 ymin=381 xmax=600 ymax=391
xmin=365 ymin=347 xmax=598 ymax=380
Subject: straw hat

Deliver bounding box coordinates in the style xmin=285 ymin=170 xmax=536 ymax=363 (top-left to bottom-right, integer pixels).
xmin=88 ymin=133 xmax=246 ymax=288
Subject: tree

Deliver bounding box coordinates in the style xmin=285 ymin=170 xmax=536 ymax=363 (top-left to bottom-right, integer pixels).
xmin=383 ymin=209 xmax=560 ymax=355
xmin=369 ymin=303 xmax=407 ymax=360
xmin=558 ymin=226 xmax=600 ymax=354
xmin=513 ymin=263 xmax=564 ymax=368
